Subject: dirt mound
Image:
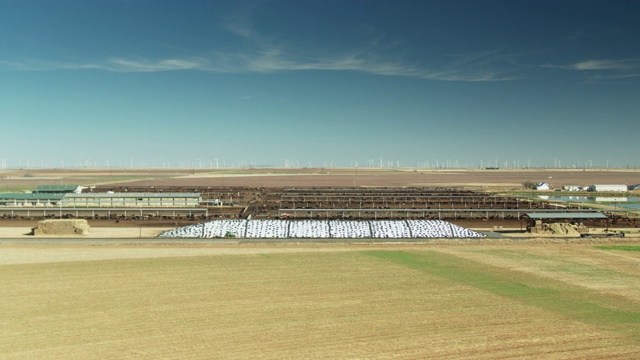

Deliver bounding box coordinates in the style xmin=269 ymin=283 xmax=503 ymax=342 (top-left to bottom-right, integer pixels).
xmin=33 ymin=219 xmax=90 ymax=236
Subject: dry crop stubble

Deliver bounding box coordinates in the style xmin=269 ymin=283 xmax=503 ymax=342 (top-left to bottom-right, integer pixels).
xmin=430 ymin=245 xmax=640 ymax=302
xmin=1 ymin=249 xmax=640 ymax=359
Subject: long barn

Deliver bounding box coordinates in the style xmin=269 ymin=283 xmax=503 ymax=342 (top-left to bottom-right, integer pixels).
xmin=60 ymin=193 xmax=201 ymax=207
xmin=0 ymin=192 xmax=201 ymax=208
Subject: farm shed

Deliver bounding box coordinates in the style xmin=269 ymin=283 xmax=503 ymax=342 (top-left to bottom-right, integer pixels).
xmin=535 ymin=182 xmax=550 ymax=190
xmin=0 ymin=193 xmax=66 ymax=206
xmin=524 ymin=212 xmax=607 ymax=233
xmin=33 ymin=185 xmax=83 ymax=194
xmin=588 ymin=184 xmax=628 ymax=192
xmin=60 ymin=192 xmax=201 ymax=207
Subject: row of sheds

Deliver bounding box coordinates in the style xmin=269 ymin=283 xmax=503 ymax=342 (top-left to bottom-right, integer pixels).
xmin=535 ymin=183 xmax=634 ymax=192
xmin=0 ymin=185 xmax=201 ymax=207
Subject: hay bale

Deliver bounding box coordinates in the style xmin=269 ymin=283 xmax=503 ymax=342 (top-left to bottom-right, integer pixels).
xmin=33 ymin=219 xmax=90 ymax=236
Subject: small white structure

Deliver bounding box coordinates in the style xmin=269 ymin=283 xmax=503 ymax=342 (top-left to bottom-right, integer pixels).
xmin=562 ymin=185 xmax=581 ymax=192
xmin=588 ymin=184 xmax=627 ymax=192
xmin=535 ymin=182 xmax=551 ymax=191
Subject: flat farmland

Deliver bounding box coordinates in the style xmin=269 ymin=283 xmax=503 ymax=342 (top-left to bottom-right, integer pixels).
xmin=2 ymin=243 xmax=640 ymax=359
xmin=3 ymin=168 xmax=640 ymax=189
xmin=113 ymin=168 xmax=640 ymax=189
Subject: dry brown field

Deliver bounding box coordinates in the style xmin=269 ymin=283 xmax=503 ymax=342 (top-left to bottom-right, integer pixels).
xmin=3 ymin=167 xmax=640 ymax=189
xmin=2 ymin=242 xmax=640 ymax=359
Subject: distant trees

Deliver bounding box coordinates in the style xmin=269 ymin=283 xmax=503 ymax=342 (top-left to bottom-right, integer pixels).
xmin=522 ymin=181 xmax=537 ymax=189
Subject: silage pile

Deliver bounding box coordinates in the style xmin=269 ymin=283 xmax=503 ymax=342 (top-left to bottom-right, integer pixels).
xmin=545 ymin=223 xmax=581 ymax=236
xmin=157 ymin=219 xmax=485 ymax=239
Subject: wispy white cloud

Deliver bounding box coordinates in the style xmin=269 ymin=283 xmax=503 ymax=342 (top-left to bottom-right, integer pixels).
xmin=108 ymin=58 xmax=208 ymax=72
xmin=1 ymin=49 xmax=517 ymax=82
xmin=209 ymin=48 xmax=517 ymax=81
xmin=0 ymin=57 xmax=207 ymax=73
xmin=567 ymin=59 xmax=640 ymax=71
xmin=0 ymin=21 xmax=519 ymax=82
xmin=590 ymin=72 xmax=640 ymax=79
xmin=215 ymin=19 xmax=519 ymax=81
xmin=543 ymin=58 xmax=640 ymax=80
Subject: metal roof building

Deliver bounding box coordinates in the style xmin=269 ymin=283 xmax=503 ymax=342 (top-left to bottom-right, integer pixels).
xmin=0 ymin=193 xmax=66 ymax=206
xmin=60 ymin=193 xmax=201 ymax=207
xmin=524 ymin=212 xmax=607 ymax=220
xmin=33 ymin=185 xmax=83 ymax=193
xmin=0 ymin=192 xmax=201 ymax=208
xmin=588 ymin=184 xmax=628 ymax=192
xmin=524 ymin=212 xmax=607 ymax=233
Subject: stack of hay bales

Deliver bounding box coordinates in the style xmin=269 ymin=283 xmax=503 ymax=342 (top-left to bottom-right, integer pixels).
xmin=529 ymin=219 xmax=544 ymax=233
xmin=33 ymin=219 xmax=90 ymax=236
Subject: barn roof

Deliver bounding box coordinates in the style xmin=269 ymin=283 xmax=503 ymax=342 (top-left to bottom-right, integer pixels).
xmin=0 ymin=193 xmax=66 ymax=201
xmin=525 ymin=212 xmax=607 ymax=220
xmin=63 ymin=193 xmax=201 ymax=198
xmin=34 ymin=185 xmax=81 ymax=192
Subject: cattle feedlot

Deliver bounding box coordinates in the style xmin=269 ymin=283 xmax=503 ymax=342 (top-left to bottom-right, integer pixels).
xmin=1 ymin=168 xmax=640 ymax=358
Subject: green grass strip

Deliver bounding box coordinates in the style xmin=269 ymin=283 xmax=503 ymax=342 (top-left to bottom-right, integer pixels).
xmin=364 ymin=250 xmax=640 ymax=340
xmin=596 ymin=245 xmax=640 ymax=252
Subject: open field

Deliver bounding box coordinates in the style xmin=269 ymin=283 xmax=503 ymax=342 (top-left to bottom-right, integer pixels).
xmin=3 ymin=168 xmax=640 ymax=190
xmin=2 ymin=243 xmax=640 ymax=359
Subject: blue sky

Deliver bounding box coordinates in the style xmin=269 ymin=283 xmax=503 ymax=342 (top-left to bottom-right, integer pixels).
xmin=1 ymin=0 xmax=639 ymax=169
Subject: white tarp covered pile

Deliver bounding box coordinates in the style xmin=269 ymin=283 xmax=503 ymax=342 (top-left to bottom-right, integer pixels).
xmin=329 ymin=220 xmax=372 ymax=238
xmin=158 ymin=219 xmax=484 ymax=239
xmin=245 ymin=220 xmax=289 ymax=238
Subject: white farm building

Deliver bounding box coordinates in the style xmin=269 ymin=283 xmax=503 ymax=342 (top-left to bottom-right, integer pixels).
xmin=587 ymin=184 xmax=628 ymax=192
xmin=535 ymin=182 xmax=551 ymax=191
